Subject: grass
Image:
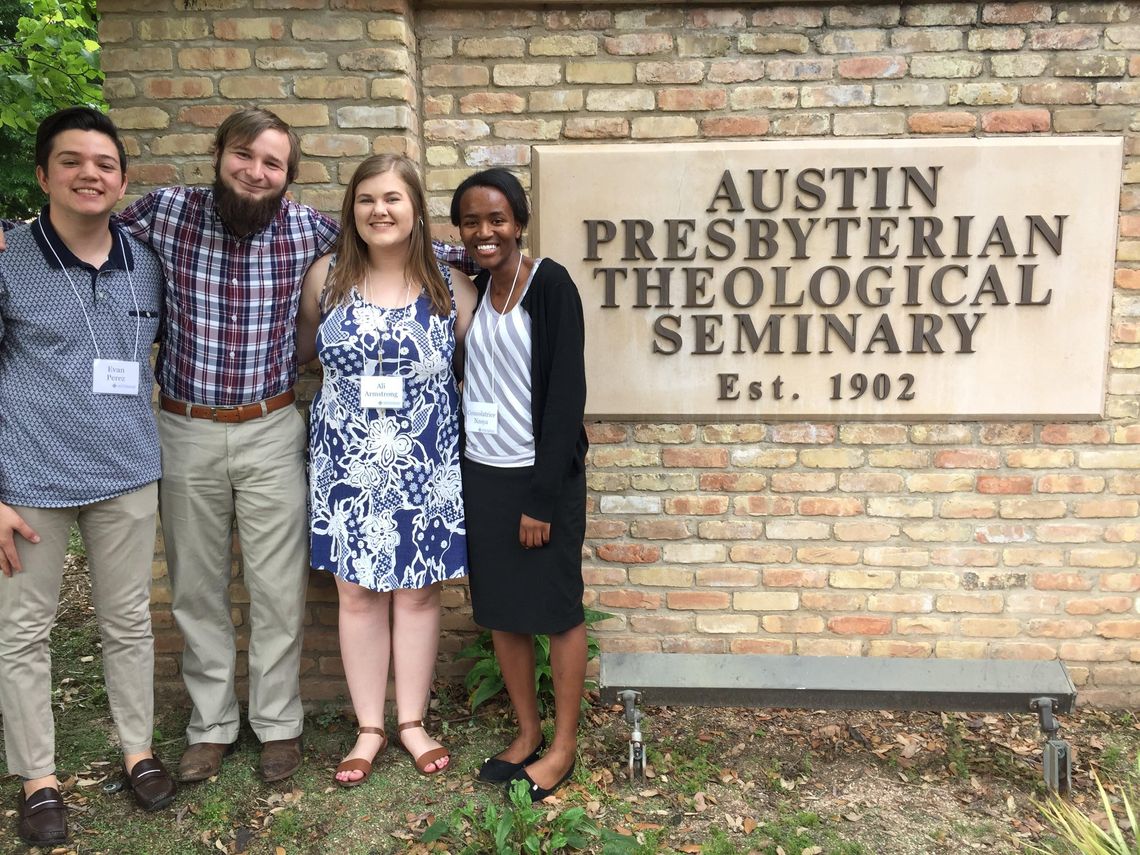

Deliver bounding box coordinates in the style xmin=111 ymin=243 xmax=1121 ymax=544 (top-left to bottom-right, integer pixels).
xmin=3 ymin=616 xmax=1140 ymax=854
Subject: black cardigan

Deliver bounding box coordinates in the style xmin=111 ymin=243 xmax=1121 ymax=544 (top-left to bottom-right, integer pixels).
xmin=469 ymin=258 xmax=589 ymax=522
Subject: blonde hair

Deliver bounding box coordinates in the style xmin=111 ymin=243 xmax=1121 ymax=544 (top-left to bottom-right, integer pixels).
xmin=322 ymin=155 xmax=450 ymax=316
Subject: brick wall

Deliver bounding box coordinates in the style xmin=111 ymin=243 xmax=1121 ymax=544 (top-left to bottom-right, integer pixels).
xmin=98 ymin=1 xmax=1140 ymax=707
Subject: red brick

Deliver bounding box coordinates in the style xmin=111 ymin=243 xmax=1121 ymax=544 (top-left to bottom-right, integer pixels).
xmin=659 ymin=637 xmax=725 ymax=654
xmin=657 ymin=88 xmax=726 ymax=111
xmin=763 ymin=567 xmax=829 ymax=588
xmin=982 ymin=109 xmax=1051 ymax=132
xmin=664 ymin=496 xmax=730 ymax=515
xmin=1097 ymin=621 xmax=1140 ymax=639
xmin=976 ymin=476 xmax=1034 ymax=494
xmin=666 ymin=591 xmax=730 ymax=610
xmin=828 ymin=615 xmax=892 ymax=635
xmin=798 ymin=497 xmax=864 ymax=516
xmin=662 ymin=447 xmax=728 ymax=468
xmin=604 ymin=33 xmax=673 ymax=55
xmin=1067 ymin=597 xmax=1134 ymax=616
xmin=698 ymin=472 xmax=768 ymax=491
xmin=935 ymin=449 xmax=1001 ymax=468
xmin=730 ymin=544 xmax=795 ymax=563
xmin=625 ymin=615 xmax=686 ymax=633
xmin=982 ymin=3 xmax=1052 ymax=24
xmin=595 ymin=544 xmax=660 ymax=564
xmin=700 ymin=116 xmax=770 ymax=137
xmin=585 ymin=519 xmax=627 ymax=539
xmin=1037 ymin=475 xmax=1106 ymax=493
xmin=870 ymin=641 xmax=933 ymax=657
xmin=630 ymin=520 xmax=690 ymax=540
xmin=837 ymin=56 xmax=907 ymax=79
xmin=908 ymin=111 xmax=977 ymax=133
xmin=178 ymin=105 xmax=239 ymax=127
xmin=1115 ymin=267 xmax=1140 ymax=286
xmin=735 ymin=496 xmax=796 ymax=516
xmin=731 ymin=639 xmax=795 ymax=654
xmin=599 ymin=590 xmax=662 ymax=609
xmin=1041 ymin=424 xmax=1111 ymax=443
xmin=1033 ymin=572 xmax=1096 ymax=591
xmin=459 ymin=92 xmax=526 ymax=114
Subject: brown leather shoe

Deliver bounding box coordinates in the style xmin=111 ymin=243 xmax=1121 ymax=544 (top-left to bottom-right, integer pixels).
xmin=17 ymin=786 xmax=68 ymax=846
xmin=260 ymin=737 xmax=302 ymax=783
xmin=178 ymin=742 xmax=235 ymax=783
xmin=125 ymin=757 xmax=177 ymax=810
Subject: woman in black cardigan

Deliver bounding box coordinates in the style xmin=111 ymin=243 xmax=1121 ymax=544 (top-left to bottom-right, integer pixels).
xmin=451 ymin=169 xmax=589 ymax=802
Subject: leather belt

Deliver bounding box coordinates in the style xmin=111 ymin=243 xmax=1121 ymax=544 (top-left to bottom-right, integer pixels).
xmin=160 ymin=390 xmax=296 ymax=423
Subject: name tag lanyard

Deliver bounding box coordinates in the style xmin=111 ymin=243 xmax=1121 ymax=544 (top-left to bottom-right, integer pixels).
xmin=468 ymin=253 xmax=522 ymax=434
xmin=358 ymin=271 xmax=413 ymax=411
xmin=37 ymin=216 xmax=143 ymax=396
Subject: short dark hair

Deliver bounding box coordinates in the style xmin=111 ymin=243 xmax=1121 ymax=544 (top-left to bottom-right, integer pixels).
xmin=450 ymin=168 xmax=530 ymax=229
xmin=36 ymin=107 xmax=127 ymax=176
xmin=214 ymin=107 xmax=301 ymax=185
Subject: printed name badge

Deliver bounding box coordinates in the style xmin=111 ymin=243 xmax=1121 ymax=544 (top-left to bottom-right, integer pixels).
xmin=360 ymin=374 xmax=405 ymax=410
xmin=466 ymin=400 xmax=499 ymax=434
xmin=92 ymin=359 xmax=140 ymax=396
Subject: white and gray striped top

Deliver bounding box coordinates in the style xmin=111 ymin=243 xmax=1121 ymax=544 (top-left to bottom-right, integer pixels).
xmin=463 ymin=259 xmax=542 ymax=467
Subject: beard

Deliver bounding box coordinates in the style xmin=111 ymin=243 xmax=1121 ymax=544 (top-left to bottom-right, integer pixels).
xmin=213 ymin=176 xmax=285 ymax=237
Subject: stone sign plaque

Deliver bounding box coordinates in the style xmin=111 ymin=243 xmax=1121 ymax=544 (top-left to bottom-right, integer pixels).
xmin=533 ymin=139 xmax=1121 ymax=420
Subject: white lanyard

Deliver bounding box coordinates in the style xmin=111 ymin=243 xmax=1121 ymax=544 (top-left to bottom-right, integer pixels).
xmin=466 ymin=255 xmax=523 ymax=435
xmin=37 ymin=215 xmax=142 ymax=362
xmin=358 ymin=272 xmax=413 ymax=410
xmin=38 ymin=217 xmax=143 ymax=396
xmin=482 ymin=253 xmax=523 ymax=404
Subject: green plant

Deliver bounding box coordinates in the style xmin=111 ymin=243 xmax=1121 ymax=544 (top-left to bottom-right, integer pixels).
xmin=270 ymin=808 xmax=301 ymax=843
xmin=421 ymin=779 xmax=640 ymax=854
xmin=943 ymin=716 xmax=970 ymax=780
xmin=0 ymin=0 xmax=104 ymax=134
xmin=1027 ymin=754 xmax=1139 ymax=855
xmin=314 ymin=697 xmax=348 ymax=730
xmin=67 ymin=523 xmax=85 ymax=558
xmin=460 ymin=608 xmax=608 ymax=714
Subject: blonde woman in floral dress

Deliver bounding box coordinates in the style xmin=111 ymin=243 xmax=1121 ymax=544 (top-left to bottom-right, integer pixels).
xmin=297 ymin=155 xmax=475 ymax=786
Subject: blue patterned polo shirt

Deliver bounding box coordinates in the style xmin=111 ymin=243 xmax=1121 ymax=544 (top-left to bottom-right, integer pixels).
xmin=0 ymin=208 xmax=164 ymax=507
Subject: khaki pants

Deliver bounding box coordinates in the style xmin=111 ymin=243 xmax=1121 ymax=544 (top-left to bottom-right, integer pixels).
xmin=158 ymin=405 xmax=308 ymax=745
xmin=0 ymin=484 xmax=158 ymax=779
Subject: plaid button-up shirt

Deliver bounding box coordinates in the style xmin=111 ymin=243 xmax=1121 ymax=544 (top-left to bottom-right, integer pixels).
xmin=117 ymin=187 xmax=475 ymax=407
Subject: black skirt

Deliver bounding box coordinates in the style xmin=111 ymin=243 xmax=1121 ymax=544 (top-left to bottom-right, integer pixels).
xmin=462 ymin=458 xmax=586 ymax=635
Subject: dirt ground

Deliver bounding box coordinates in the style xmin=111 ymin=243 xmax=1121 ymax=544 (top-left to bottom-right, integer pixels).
xmin=575 ymin=701 xmax=1140 ymax=853
xmin=5 ymin=556 xmax=1136 ymax=854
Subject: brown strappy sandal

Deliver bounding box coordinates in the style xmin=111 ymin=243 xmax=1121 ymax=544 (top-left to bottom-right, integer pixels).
xmin=334 ymin=727 xmax=387 ymax=788
xmin=396 ymin=720 xmax=450 ymax=775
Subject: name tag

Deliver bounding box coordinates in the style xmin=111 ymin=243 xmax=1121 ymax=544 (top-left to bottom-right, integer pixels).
xmin=360 ymin=374 xmax=405 ymax=410
xmin=466 ymin=400 xmax=499 ymax=434
xmin=92 ymin=359 xmax=140 ymax=396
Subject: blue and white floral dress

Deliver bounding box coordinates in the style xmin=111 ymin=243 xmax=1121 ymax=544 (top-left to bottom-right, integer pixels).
xmin=309 ymin=265 xmax=467 ymax=591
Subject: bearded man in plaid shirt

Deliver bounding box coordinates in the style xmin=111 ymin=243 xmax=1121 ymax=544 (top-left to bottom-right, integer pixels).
xmin=113 ymin=107 xmax=471 ymax=784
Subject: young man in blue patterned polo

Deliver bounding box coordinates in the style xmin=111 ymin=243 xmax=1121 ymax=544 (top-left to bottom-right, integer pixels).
xmin=0 ymin=107 xmax=176 ymax=847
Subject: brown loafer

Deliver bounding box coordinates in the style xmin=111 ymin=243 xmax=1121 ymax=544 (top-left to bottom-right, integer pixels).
xmin=178 ymin=742 xmax=235 ymax=783
xmin=125 ymin=757 xmax=177 ymax=811
xmin=17 ymin=786 xmax=68 ymax=846
xmin=260 ymin=737 xmax=302 ymax=783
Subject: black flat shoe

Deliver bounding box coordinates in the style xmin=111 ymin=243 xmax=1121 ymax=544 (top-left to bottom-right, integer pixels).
xmin=17 ymin=786 xmax=68 ymax=846
xmin=476 ymin=736 xmax=546 ymax=785
xmin=508 ymin=759 xmax=576 ymax=803
xmin=125 ymin=757 xmax=177 ymax=811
